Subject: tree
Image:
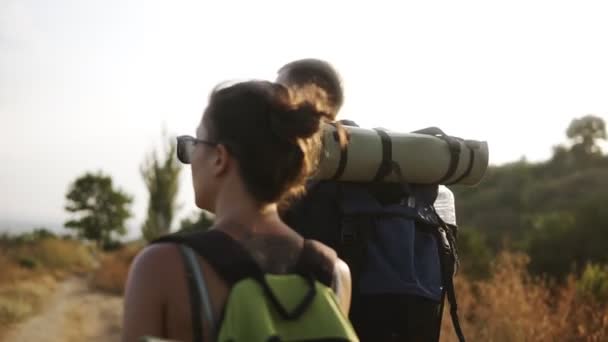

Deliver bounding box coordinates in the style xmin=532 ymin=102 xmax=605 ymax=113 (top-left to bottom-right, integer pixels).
xmin=525 ymin=190 xmax=608 ymax=279
xmin=141 ymin=134 xmax=182 ymax=241
xmin=64 ymin=172 xmax=133 ymax=249
xmin=525 ymin=211 xmax=578 ymax=278
xmin=566 ymin=115 xmax=606 ymax=157
xmin=179 ymin=210 xmax=214 ymax=233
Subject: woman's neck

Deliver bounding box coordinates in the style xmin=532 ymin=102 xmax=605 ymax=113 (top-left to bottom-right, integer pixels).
xmin=212 ymin=183 xmax=287 ymax=239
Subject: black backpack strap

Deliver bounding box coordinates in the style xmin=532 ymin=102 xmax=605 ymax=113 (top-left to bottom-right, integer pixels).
xmin=253 ymin=239 xmax=339 ymax=321
xmin=294 ymin=239 xmax=339 ymax=287
xmin=178 ymin=245 xmax=214 ymax=342
xmin=154 ymin=230 xmax=261 ymax=285
xmin=154 ymin=230 xmax=258 ymax=341
xmin=335 ymin=185 xmax=371 ymax=278
xmin=430 ymin=210 xmax=466 ymax=342
xmin=155 ymin=230 xmax=341 ymax=322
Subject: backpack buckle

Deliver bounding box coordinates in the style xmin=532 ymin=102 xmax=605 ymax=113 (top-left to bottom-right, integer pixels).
xmin=437 ymin=227 xmax=451 ymax=252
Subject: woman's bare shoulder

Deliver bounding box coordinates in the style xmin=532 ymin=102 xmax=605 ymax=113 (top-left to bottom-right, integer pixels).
xmin=128 ymin=243 xmax=184 ymax=287
xmin=334 ymin=258 xmax=351 ymax=278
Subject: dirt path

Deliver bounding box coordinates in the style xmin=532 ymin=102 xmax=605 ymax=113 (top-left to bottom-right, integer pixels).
xmin=2 ymin=277 xmax=122 ymax=342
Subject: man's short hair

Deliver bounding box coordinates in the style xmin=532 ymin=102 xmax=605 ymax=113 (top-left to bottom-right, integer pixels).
xmin=277 ymin=59 xmax=343 ymax=117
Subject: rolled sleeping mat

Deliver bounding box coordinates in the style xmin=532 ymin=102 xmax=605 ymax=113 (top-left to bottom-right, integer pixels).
xmin=314 ymin=124 xmax=489 ymax=186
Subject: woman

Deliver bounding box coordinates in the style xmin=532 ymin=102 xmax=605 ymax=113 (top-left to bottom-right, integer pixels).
xmin=122 ymin=80 xmax=352 ymax=342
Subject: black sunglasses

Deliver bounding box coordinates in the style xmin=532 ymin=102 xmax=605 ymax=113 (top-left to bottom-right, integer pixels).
xmin=176 ymin=135 xmax=217 ymax=164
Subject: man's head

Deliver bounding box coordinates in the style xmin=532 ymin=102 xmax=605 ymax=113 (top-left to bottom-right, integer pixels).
xmin=277 ymin=59 xmax=343 ymax=120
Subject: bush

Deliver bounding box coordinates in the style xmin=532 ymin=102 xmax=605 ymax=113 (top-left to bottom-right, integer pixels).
xmin=457 ymin=229 xmax=493 ymax=279
xmin=91 ymin=242 xmax=143 ymax=294
xmin=17 ymin=257 xmax=39 ymax=270
xmin=22 ymin=238 xmax=95 ymax=271
xmin=179 ymin=210 xmax=214 ymax=233
xmin=440 ymin=251 xmax=608 ymax=342
xmin=103 ymin=239 xmax=124 ymax=251
xmin=0 ymin=253 xmax=27 ymax=285
xmin=0 ymin=237 xmax=95 ymax=286
xmin=577 ymin=263 xmax=608 ymax=302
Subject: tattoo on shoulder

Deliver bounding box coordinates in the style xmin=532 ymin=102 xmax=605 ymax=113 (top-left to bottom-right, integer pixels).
xmin=239 ymin=235 xmax=300 ymax=273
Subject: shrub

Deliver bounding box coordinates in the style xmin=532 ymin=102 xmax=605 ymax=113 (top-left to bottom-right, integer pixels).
xmin=91 ymin=242 xmax=143 ymax=294
xmin=440 ymin=251 xmax=608 ymax=341
xmin=17 ymin=257 xmax=39 ymax=270
xmin=577 ymin=263 xmax=608 ymax=302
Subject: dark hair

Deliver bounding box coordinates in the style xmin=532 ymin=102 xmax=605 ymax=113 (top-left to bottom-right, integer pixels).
xmin=203 ymin=81 xmax=331 ymax=205
xmin=277 ymin=59 xmax=343 ymax=119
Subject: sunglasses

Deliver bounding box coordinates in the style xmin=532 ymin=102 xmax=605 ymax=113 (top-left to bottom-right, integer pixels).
xmin=176 ymin=135 xmax=217 ymax=164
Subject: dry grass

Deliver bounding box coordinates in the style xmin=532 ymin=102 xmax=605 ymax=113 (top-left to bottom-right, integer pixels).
xmin=86 ymin=242 xmax=608 ymax=341
xmin=2 ymin=238 xmax=95 ymax=277
xmin=25 ymin=238 xmax=95 ymax=271
xmin=0 ymin=253 xmax=29 ymax=284
xmin=0 ymin=275 xmax=56 ymax=326
xmin=440 ymin=251 xmax=608 ymax=342
xmin=0 ymin=237 xmax=95 ymax=333
xmin=3 ymin=234 xmax=607 ymax=341
xmin=90 ymin=242 xmax=143 ymax=294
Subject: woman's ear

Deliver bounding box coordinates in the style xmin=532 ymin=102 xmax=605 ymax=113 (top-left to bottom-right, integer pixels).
xmin=212 ymin=144 xmax=231 ymax=176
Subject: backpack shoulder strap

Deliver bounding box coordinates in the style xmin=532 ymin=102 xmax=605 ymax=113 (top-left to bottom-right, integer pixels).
xmin=294 ymin=239 xmax=338 ymax=287
xmin=154 ymin=229 xmax=261 ymax=285
xmin=155 ymin=230 xmax=339 ymax=285
xmin=178 ymin=244 xmax=214 ymax=342
xmin=153 ymin=230 xmax=263 ymax=342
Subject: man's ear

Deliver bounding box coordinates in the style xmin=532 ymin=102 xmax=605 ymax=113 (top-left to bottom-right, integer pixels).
xmin=213 ymin=144 xmax=231 ymax=176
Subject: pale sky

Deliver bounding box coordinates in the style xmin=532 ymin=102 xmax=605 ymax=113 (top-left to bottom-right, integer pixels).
xmin=1 ymin=0 xmax=607 ymax=237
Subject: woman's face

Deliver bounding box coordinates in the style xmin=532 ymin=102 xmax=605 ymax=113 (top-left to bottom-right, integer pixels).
xmin=191 ymin=122 xmax=219 ymax=212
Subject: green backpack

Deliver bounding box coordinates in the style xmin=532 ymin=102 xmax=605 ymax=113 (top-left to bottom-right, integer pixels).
xmin=153 ymin=230 xmax=358 ymax=342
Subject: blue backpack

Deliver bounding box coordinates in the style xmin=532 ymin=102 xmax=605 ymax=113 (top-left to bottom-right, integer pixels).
xmin=282 ymin=125 xmax=466 ymax=342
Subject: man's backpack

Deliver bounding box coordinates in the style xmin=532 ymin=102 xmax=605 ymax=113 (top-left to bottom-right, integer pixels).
xmin=154 ymin=230 xmax=359 ymax=342
xmin=282 ymin=126 xmax=466 ymax=342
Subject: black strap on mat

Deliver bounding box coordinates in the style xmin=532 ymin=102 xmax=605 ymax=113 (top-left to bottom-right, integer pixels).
xmin=373 ymin=128 xmax=393 ymax=182
xmin=438 ymin=136 xmax=462 ymax=183
xmin=332 ymin=126 xmax=349 ymax=181
xmin=413 ymin=127 xmax=462 ymax=184
xmin=448 ymin=147 xmax=475 ymax=185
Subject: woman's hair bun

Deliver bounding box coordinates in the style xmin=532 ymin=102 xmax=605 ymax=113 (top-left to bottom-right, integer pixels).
xmin=269 ymin=100 xmax=330 ymax=143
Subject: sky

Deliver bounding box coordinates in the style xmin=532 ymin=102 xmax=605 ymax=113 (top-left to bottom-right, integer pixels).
xmin=1 ymin=0 xmax=607 ymax=237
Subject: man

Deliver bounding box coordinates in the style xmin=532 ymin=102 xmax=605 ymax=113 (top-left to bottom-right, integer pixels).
xmin=278 ymin=59 xmax=452 ymax=342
